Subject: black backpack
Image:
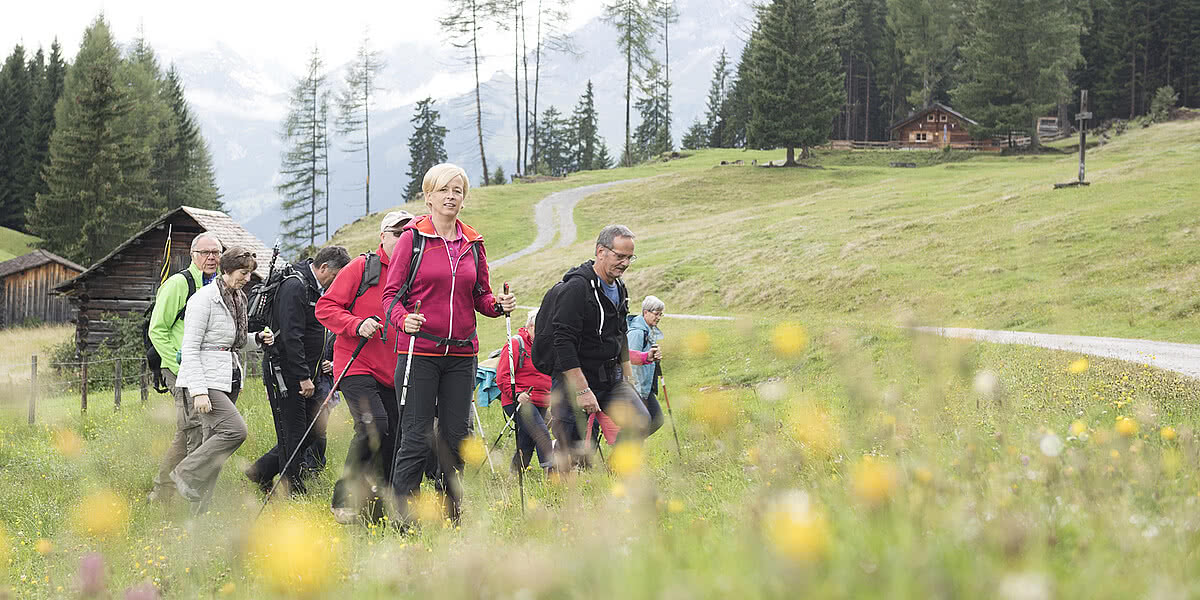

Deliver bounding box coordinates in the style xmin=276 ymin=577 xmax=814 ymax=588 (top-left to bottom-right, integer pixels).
xmin=347 ymin=252 xmax=382 ymax=312
xmin=143 ymin=269 xmax=198 ymax=393
xmin=531 ymin=282 xmax=566 ymax=375
xmin=247 ymin=262 xmax=303 ymax=333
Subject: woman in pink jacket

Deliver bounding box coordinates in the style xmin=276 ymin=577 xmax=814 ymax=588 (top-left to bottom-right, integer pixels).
xmin=381 ymin=163 xmax=515 ymax=524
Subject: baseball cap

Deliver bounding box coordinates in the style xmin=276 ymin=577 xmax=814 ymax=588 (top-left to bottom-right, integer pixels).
xmin=380 ymin=210 xmax=415 ymax=233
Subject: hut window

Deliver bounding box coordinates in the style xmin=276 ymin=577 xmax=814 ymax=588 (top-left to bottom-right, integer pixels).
xmin=939 ymin=114 xmax=948 ymax=122
xmin=927 ymin=114 xmax=935 ymax=121
xmin=915 ymin=132 xmax=929 ymax=141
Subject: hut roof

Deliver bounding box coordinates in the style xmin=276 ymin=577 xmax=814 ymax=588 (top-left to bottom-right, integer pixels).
xmin=0 ymin=249 xmax=85 ymax=280
xmin=53 ymin=206 xmax=272 ymax=294
xmin=888 ymin=102 xmax=979 ymax=133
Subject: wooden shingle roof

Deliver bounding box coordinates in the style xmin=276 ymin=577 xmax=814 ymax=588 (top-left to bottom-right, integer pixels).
xmin=888 ymin=102 xmax=979 ymax=133
xmin=0 ymin=249 xmax=85 ymax=280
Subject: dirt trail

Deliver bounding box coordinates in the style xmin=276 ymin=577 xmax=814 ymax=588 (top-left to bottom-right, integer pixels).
xmin=914 ymin=326 xmax=1200 ymax=379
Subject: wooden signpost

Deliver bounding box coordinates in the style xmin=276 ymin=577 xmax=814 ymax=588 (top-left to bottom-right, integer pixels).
xmin=1055 ymin=89 xmax=1092 ymax=189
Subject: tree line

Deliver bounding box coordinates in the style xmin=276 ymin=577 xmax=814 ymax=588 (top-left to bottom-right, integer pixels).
xmin=681 ymin=0 xmax=1198 ymax=158
xmin=0 ymin=17 xmax=221 ymax=266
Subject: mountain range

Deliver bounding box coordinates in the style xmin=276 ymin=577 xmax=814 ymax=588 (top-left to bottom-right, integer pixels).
xmin=170 ymin=0 xmax=755 ymax=243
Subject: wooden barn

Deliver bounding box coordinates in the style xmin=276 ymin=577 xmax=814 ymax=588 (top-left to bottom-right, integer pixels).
xmin=0 ymin=250 xmax=85 ymax=328
xmin=889 ymin=103 xmax=982 ymax=148
xmin=53 ymin=206 xmax=272 ymax=354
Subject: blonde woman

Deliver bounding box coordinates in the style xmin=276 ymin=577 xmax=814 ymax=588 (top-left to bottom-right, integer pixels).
xmin=172 ymin=246 xmax=274 ymax=513
xmin=380 ymin=163 xmax=516 ymax=524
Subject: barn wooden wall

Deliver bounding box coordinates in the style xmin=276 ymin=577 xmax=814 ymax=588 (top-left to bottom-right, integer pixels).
xmin=70 ymin=224 xmax=205 ymax=351
xmin=1 ymin=263 xmax=81 ymax=327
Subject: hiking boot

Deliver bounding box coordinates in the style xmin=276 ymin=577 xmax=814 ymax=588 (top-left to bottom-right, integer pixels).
xmin=168 ymin=470 xmax=202 ymax=503
xmin=244 ymin=467 xmax=272 ymax=495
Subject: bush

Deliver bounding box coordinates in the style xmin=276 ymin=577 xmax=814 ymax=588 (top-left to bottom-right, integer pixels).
xmin=49 ymin=312 xmax=147 ymax=391
xmin=1150 ymin=86 xmax=1179 ymax=123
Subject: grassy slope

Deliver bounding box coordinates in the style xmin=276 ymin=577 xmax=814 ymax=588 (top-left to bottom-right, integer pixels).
xmin=3 ymin=121 xmax=1200 ymax=598
xmin=0 ymin=226 xmax=39 ymax=263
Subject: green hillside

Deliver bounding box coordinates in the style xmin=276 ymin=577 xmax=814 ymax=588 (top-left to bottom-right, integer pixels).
xmin=0 ymin=226 xmax=39 ymax=262
xmin=4 ymin=120 xmax=1199 ymax=599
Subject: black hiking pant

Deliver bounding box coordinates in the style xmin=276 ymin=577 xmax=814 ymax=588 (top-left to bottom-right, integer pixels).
xmin=332 ymin=375 xmax=399 ymax=518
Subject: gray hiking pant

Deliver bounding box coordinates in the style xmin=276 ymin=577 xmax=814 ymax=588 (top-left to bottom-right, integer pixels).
xmin=152 ymin=369 xmax=204 ymax=495
xmin=170 ymin=388 xmax=247 ymax=503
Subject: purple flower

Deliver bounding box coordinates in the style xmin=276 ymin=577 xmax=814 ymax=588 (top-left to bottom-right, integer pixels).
xmin=124 ymin=582 xmax=160 ymax=600
xmin=77 ymin=552 xmax=106 ymax=597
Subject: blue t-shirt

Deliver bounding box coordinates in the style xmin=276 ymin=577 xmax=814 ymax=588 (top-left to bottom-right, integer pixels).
xmin=599 ymin=278 xmax=620 ymax=308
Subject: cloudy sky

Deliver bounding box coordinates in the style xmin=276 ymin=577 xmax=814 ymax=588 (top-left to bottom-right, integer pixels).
xmin=3 ymin=0 xmax=606 ymax=82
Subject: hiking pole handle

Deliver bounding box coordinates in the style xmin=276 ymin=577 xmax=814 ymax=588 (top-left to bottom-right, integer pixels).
xmin=503 ymin=282 xmax=511 ymax=316
xmin=398 ymin=301 xmax=421 ymax=409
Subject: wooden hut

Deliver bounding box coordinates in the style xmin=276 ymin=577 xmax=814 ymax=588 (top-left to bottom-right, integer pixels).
xmin=889 ymin=103 xmax=983 ymax=148
xmin=0 ymin=250 xmax=85 ymax=328
xmin=53 ymin=206 xmax=272 ymax=354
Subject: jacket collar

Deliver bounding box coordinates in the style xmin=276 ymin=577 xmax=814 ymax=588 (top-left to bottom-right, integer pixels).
xmin=408 ymin=214 xmax=483 ymax=243
xmin=377 ymin=244 xmax=391 ymax=266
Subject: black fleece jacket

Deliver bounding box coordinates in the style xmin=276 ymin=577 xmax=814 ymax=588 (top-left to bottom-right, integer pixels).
xmin=270 ymin=260 xmax=327 ymax=386
xmin=544 ymin=261 xmax=629 ymax=388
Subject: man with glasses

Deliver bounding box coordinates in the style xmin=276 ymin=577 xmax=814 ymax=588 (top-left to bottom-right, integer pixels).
xmin=533 ymin=224 xmax=651 ymax=468
xmin=148 ymin=232 xmax=223 ymax=502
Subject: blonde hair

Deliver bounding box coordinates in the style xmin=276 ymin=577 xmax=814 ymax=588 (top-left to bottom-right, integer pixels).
xmin=525 ymin=307 xmax=538 ymax=328
xmin=422 ymin=163 xmax=470 ymax=204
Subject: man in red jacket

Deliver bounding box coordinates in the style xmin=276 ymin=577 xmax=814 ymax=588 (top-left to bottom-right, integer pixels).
xmin=315 ymin=210 xmax=413 ymax=524
xmin=496 ymin=308 xmax=553 ymax=473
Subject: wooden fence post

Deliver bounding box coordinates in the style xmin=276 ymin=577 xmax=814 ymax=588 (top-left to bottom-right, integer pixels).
xmin=140 ymin=359 xmax=149 ymax=406
xmin=114 ymin=359 xmax=122 ymax=410
xmin=29 ymin=355 xmax=37 ymax=425
xmin=81 ymin=354 xmax=88 ymax=414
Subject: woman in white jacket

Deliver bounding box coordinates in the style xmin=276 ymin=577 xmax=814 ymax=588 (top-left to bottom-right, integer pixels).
xmin=171 ymin=246 xmax=274 ymax=512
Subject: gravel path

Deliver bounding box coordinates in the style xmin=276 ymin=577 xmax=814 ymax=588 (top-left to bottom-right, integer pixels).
xmin=490 ymin=178 xmax=652 ymax=268
xmin=914 ymin=326 xmax=1200 ymax=379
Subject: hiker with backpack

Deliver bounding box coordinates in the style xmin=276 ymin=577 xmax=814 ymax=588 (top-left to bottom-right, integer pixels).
xmin=532 ymin=225 xmax=651 ymax=468
xmin=170 ymin=246 xmax=275 ymax=514
xmin=627 ymin=295 xmax=665 ymax=437
xmin=247 ymin=246 xmax=352 ymax=497
xmin=147 ymin=232 xmax=223 ymax=503
xmin=315 ymin=210 xmax=414 ymax=524
xmin=496 ymin=308 xmax=553 ymax=473
xmin=380 ymin=163 xmax=516 ymax=525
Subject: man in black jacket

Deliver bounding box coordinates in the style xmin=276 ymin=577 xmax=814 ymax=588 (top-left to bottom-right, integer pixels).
xmin=248 ymin=246 xmax=351 ymax=495
xmin=535 ymin=225 xmax=650 ymax=466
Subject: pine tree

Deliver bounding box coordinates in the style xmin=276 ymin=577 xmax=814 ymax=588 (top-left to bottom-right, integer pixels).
xmin=405 ymin=97 xmax=448 ymax=201
xmin=28 ymin=18 xmax=160 ymax=264
xmin=0 ymin=44 xmax=33 ymax=230
xmin=633 ymin=60 xmax=671 ymax=161
xmin=336 ymin=35 xmax=384 ymax=215
xmin=886 ymin=0 xmax=955 ymax=108
xmin=593 ymin=140 xmax=614 ymax=169
xmin=277 ymin=48 xmax=329 ymax=257
xmin=492 ymin=164 xmax=507 ymax=185
xmin=604 ymin=0 xmax=655 ymax=166
xmin=535 ymin=106 xmax=570 ymax=176
xmin=952 ymin=0 xmax=1082 ymax=146
xmin=747 ymin=0 xmax=844 ymax=164
xmin=20 ymin=40 xmax=67 ymax=226
xmin=703 ymin=47 xmax=731 ymax=147
xmin=570 ymin=81 xmax=605 ymax=171
xmin=125 ymin=34 xmax=177 ymax=215
xmin=718 ymin=31 xmax=758 ymax=149
xmin=154 ymin=66 xmax=221 ymax=211
xmin=680 ymin=118 xmax=707 ymax=150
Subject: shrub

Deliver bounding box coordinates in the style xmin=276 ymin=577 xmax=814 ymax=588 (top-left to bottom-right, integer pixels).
xmin=1150 ymin=86 xmax=1179 ymax=123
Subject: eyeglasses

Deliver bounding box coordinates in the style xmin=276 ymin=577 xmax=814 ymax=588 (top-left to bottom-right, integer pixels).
xmin=192 ymin=249 xmax=220 ymax=257
xmin=235 ymin=251 xmax=256 ymax=259
xmin=603 ymin=246 xmax=637 ymax=262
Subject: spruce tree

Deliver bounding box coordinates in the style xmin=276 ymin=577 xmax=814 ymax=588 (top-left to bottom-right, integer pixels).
xmin=951 ymin=0 xmax=1082 ymax=146
xmin=0 ymin=45 xmax=33 ymax=230
xmin=405 ymin=97 xmax=448 ymax=201
xmin=535 ymin=105 xmax=569 ymax=175
xmin=29 ymin=18 xmax=160 ymax=264
xmin=718 ymin=32 xmax=758 ymax=149
xmin=20 ymin=41 xmax=66 ymax=226
xmin=633 ymin=60 xmax=671 ymax=161
xmin=886 ymin=0 xmax=955 ymax=108
xmin=603 ymin=0 xmax=655 ymax=166
xmin=570 ymin=80 xmax=602 ymax=171
xmin=747 ymin=0 xmax=843 ymax=164
xmin=703 ymin=47 xmax=731 ymax=147
xmin=159 ymin=66 xmax=221 ymax=211
xmin=336 ymin=36 xmax=384 ymax=215
xmin=125 ymin=35 xmax=176 ymax=214
xmin=680 ymin=118 xmax=707 ymax=150
xmin=277 ymin=48 xmax=330 ymax=257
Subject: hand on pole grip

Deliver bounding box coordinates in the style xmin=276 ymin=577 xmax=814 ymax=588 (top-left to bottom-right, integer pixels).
xmin=357 ymin=315 xmax=384 ymax=339
xmin=403 ymin=300 xmax=424 ymax=334
xmin=497 ymin=282 xmax=516 ymax=314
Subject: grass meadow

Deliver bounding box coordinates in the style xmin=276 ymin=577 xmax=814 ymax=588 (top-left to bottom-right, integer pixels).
xmin=0 ymin=227 xmax=39 ymax=263
xmin=2 ymin=119 xmax=1200 ymax=598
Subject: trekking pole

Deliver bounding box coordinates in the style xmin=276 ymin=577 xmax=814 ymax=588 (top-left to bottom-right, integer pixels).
xmin=257 ymin=321 xmax=377 ymax=517
xmin=473 ymin=400 xmax=495 ymax=474
xmin=586 ymin=412 xmax=610 ymax=473
xmin=658 ymin=366 xmax=683 ymax=457
xmin=502 ymin=283 xmax=525 ymax=512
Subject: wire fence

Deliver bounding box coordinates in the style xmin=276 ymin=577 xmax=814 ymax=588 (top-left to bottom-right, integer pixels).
xmin=1 ymin=350 xmax=265 ymax=425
